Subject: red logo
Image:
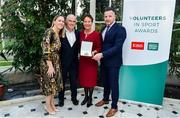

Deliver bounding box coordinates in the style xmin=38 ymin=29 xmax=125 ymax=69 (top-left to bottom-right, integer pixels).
xmin=131 ymin=42 xmax=144 ymax=50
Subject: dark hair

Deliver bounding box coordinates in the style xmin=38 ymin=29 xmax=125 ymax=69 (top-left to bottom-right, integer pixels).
xmin=104 ymin=7 xmax=116 ymax=14
xmin=82 ymin=14 xmax=94 ymax=22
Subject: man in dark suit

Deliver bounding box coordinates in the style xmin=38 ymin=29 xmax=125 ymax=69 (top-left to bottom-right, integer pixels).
xmin=93 ymin=7 xmax=126 ymax=117
xmin=58 ymin=14 xmax=79 ymax=106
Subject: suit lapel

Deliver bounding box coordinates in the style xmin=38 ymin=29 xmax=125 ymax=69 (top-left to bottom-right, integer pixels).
xmin=64 ymin=34 xmax=72 ymax=48
xmin=101 ymin=26 xmax=106 ymax=33
xmin=103 ymin=23 xmax=117 ymax=42
xmin=72 ymin=30 xmax=78 ymax=48
xmin=64 ymin=30 xmax=78 ymax=48
xmin=101 ymin=26 xmax=106 ymax=42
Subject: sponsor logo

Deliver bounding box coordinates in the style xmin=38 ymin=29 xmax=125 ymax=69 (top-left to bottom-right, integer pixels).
xmin=131 ymin=42 xmax=144 ymax=50
xmin=147 ymin=42 xmax=159 ymax=51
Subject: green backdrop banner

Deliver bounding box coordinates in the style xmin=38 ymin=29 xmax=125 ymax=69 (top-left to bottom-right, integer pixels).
xmin=120 ymin=0 xmax=176 ymax=105
xmin=119 ymin=61 xmax=168 ymax=105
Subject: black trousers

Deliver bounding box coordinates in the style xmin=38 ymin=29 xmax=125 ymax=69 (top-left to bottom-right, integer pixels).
xmin=58 ymin=66 xmax=78 ymax=101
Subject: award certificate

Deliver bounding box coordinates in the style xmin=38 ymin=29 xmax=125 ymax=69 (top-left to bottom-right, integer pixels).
xmin=80 ymin=41 xmax=93 ymax=57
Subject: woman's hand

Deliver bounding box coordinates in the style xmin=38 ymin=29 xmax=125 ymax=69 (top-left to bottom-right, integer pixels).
xmin=47 ymin=66 xmax=55 ymax=77
xmin=92 ymin=50 xmax=97 ymax=57
xmin=46 ymin=60 xmax=55 ymax=77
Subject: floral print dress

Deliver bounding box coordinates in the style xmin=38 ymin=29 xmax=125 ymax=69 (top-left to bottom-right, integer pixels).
xmin=40 ymin=28 xmax=63 ymax=96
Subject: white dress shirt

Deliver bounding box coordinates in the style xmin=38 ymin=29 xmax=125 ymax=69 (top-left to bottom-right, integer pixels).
xmin=65 ymin=28 xmax=76 ymax=47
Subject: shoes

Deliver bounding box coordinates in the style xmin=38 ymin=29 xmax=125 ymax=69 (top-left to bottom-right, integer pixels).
xmin=59 ymin=99 xmax=79 ymax=106
xmin=59 ymin=101 xmax=64 ymax=107
xmin=54 ymin=108 xmax=60 ymax=112
xmin=106 ymin=108 xmax=118 ymax=117
xmin=44 ymin=106 xmax=56 ymax=115
xmin=95 ymin=100 xmax=109 ymax=107
xmin=87 ymin=98 xmax=93 ymax=108
xmin=81 ymin=97 xmax=88 ymax=105
xmin=72 ymin=99 xmax=79 ymax=105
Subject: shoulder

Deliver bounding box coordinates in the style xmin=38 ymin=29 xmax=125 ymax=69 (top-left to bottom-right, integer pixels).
xmin=93 ymin=31 xmax=100 ymax=35
xmin=44 ymin=28 xmax=54 ymax=36
xmin=80 ymin=30 xmax=84 ymax=34
xmin=115 ymin=23 xmax=126 ymax=30
xmin=112 ymin=24 xmax=126 ymax=34
xmin=74 ymin=30 xmax=80 ymax=37
xmin=101 ymin=26 xmax=106 ymax=32
xmin=75 ymin=29 xmax=80 ymax=34
xmin=89 ymin=31 xmax=101 ymax=38
xmin=45 ymin=28 xmax=53 ymax=33
xmin=120 ymin=25 xmax=126 ymax=31
xmin=91 ymin=31 xmax=101 ymax=41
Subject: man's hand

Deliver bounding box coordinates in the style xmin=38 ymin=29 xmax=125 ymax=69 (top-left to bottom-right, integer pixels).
xmin=92 ymin=53 xmax=103 ymax=61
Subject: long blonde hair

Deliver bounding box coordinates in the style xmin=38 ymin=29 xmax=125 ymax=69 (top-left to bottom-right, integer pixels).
xmin=51 ymin=15 xmax=65 ymax=38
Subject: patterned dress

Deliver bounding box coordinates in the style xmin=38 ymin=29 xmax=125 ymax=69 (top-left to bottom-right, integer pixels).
xmin=40 ymin=28 xmax=63 ymax=96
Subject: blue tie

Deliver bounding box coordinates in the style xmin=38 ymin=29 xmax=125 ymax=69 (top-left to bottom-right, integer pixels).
xmin=104 ymin=25 xmax=110 ymax=40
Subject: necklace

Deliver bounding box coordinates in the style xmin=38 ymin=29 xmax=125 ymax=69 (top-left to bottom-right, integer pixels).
xmin=84 ymin=30 xmax=93 ymax=38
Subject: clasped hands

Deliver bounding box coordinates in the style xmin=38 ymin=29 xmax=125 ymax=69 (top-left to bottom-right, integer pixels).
xmin=92 ymin=50 xmax=103 ymax=61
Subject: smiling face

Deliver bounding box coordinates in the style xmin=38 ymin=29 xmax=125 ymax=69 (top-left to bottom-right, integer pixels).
xmin=66 ymin=15 xmax=76 ymax=31
xmin=83 ymin=16 xmax=93 ymax=30
xmin=104 ymin=10 xmax=116 ymax=26
xmin=53 ymin=16 xmax=65 ymax=30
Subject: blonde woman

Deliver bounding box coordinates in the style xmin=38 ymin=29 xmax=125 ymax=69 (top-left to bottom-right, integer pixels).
xmin=40 ymin=15 xmax=65 ymax=115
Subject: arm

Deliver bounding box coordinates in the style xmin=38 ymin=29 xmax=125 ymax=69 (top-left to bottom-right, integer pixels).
xmin=93 ymin=26 xmax=126 ymax=61
xmin=41 ymin=29 xmax=55 ymax=77
xmin=92 ymin=32 xmax=102 ymax=56
xmin=46 ymin=60 xmax=55 ymax=77
xmin=102 ymin=26 xmax=126 ymax=58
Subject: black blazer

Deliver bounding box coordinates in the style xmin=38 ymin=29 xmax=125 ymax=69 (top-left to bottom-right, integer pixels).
xmin=60 ymin=30 xmax=80 ymax=70
xmin=101 ymin=23 xmax=127 ymax=67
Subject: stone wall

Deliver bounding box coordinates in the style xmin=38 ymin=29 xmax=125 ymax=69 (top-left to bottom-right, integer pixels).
xmin=4 ymin=71 xmax=36 ymax=85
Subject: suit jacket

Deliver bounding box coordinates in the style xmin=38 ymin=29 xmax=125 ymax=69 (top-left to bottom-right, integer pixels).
xmin=60 ymin=30 xmax=80 ymax=70
xmin=101 ymin=23 xmax=127 ymax=67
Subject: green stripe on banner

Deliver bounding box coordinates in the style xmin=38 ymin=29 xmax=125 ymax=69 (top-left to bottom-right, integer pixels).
xmin=119 ymin=61 xmax=168 ymax=105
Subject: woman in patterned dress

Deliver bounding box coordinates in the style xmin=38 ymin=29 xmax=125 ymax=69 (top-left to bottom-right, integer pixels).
xmin=40 ymin=15 xmax=65 ymax=115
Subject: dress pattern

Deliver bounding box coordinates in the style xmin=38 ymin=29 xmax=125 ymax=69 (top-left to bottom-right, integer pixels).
xmin=40 ymin=28 xmax=63 ymax=96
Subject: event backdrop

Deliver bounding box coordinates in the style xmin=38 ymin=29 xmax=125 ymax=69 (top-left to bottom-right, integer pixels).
xmin=119 ymin=0 xmax=176 ymax=105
